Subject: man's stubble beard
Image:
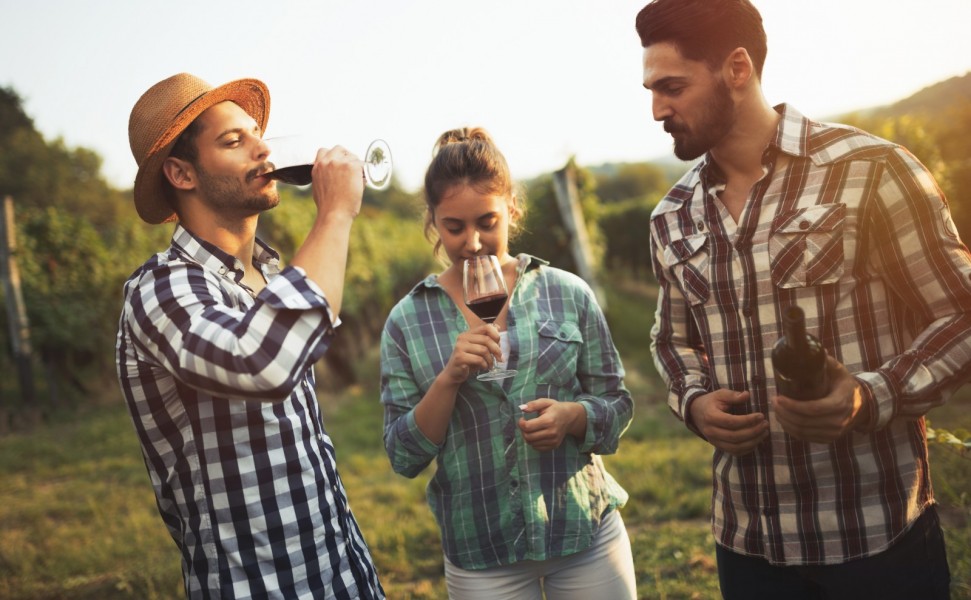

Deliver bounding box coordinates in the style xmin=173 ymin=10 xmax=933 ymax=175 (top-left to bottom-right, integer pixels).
xmin=196 ymin=166 xmax=280 ymax=216
xmin=669 ymin=78 xmax=736 ymax=161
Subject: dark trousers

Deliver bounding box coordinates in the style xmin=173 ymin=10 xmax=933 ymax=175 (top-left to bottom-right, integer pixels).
xmin=715 ymin=505 xmax=951 ymax=600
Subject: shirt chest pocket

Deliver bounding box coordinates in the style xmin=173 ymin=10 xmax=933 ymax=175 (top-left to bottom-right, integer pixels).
xmin=536 ymin=320 xmax=583 ymax=386
xmin=662 ymin=233 xmax=710 ymax=306
xmin=769 ymin=204 xmax=845 ymax=288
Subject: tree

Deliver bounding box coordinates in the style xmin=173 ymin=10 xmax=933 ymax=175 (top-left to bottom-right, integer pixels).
xmin=929 ymin=104 xmax=971 ymax=242
xmin=588 ymin=161 xmax=671 ymax=279
xmin=0 ymin=85 xmax=167 ymax=409
xmin=594 ymin=162 xmax=669 ymax=204
xmin=259 ymin=186 xmax=437 ymax=387
xmin=599 ymin=198 xmax=658 ymax=279
xmin=17 ymin=207 xmax=115 ymax=398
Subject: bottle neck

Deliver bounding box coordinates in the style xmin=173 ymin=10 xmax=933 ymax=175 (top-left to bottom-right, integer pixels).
xmin=782 ymin=306 xmax=809 ymax=351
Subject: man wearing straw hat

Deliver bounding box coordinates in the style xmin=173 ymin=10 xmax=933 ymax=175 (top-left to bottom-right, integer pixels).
xmin=117 ymin=73 xmax=385 ymax=599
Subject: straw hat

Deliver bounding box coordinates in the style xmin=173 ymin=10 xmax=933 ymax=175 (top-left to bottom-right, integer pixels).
xmin=128 ymin=73 xmax=270 ymax=224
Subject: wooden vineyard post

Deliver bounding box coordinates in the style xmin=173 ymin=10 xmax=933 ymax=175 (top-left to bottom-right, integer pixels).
xmin=552 ymin=163 xmax=607 ymax=310
xmin=1 ymin=195 xmax=35 ymax=419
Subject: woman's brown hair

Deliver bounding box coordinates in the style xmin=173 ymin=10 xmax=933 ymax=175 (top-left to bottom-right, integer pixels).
xmin=422 ymin=127 xmax=525 ymax=258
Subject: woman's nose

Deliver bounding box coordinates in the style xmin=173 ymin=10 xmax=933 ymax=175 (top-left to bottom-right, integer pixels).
xmin=466 ymin=230 xmax=482 ymax=252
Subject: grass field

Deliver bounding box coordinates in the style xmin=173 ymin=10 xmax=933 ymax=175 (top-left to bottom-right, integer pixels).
xmin=0 ymin=278 xmax=968 ymax=599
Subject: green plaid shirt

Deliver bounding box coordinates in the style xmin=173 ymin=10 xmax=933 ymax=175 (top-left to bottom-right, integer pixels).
xmin=380 ymin=255 xmax=632 ymax=570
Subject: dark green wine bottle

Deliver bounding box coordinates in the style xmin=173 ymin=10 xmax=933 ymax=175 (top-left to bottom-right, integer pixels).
xmin=771 ymin=306 xmax=829 ymax=400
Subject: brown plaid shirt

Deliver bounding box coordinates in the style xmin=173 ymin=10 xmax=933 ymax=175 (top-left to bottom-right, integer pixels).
xmin=650 ymin=104 xmax=971 ymax=565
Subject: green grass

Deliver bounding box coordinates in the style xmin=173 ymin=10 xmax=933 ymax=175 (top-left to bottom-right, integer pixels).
xmin=0 ymin=276 xmax=968 ymax=599
xmin=0 ymin=401 xmax=184 ymax=599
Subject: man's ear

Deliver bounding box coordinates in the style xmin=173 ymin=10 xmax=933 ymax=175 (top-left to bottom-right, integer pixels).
xmin=724 ymin=47 xmax=755 ymax=89
xmin=162 ymin=156 xmax=196 ymax=192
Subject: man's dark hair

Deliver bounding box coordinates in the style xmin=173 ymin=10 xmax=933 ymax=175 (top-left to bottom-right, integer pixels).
xmin=169 ymin=118 xmax=203 ymax=164
xmin=635 ymin=0 xmax=767 ymax=78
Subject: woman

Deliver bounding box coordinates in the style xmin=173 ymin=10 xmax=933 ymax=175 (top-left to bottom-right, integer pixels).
xmin=380 ymin=127 xmax=636 ymax=599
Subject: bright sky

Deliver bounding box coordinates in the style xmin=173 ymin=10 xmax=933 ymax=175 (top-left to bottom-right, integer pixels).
xmin=2 ymin=0 xmax=970 ymax=193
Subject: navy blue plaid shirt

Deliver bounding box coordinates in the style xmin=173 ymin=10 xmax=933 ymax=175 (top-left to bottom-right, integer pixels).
xmin=116 ymin=225 xmax=384 ymax=599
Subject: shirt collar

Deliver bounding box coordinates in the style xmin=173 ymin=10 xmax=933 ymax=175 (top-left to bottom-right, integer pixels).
xmin=772 ymin=103 xmax=813 ymax=158
xmin=688 ymin=103 xmax=810 ymax=190
xmin=171 ymin=224 xmax=281 ymax=280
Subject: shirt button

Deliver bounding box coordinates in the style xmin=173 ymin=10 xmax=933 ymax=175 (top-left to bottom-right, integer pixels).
xmin=696 ymin=221 xmax=706 ymax=232
xmin=510 ymin=480 xmax=519 ymax=488
xmin=742 ymin=306 xmax=753 ymax=317
xmin=799 ymin=220 xmax=810 ymax=230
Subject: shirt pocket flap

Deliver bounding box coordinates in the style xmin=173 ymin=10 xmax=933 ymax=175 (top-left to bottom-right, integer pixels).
xmin=537 ymin=320 xmax=583 ymax=344
xmin=535 ymin=320 xmax=583 ymax=386
xmin=772 ymin=204 xmax=845 ymax=234
xmin=662 ymin=233 xmax=708 ymax=267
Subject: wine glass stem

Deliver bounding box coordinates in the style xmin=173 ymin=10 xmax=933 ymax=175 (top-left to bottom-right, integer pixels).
xmin=490 ymin=324 xmax=502 ymax=371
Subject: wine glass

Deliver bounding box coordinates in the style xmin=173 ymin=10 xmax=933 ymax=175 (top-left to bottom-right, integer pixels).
xmin=463 ymin=255 xmax=517 ymax=381
xmin=261 ymin=135 xmax=393 ymax=190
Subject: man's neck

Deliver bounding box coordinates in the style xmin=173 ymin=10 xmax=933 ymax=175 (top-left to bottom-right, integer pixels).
xmin=209 ymin=225 xmax=259 ymax=266
xmin=200 ymin=217 xmax=267 ymax=294
xmin=710 ymin=96 xmax=781 ymax=181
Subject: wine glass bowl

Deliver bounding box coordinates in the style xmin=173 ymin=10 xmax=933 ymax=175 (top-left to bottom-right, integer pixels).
xmin=463 ymin=255 xmax=517 ymax=381
xmin=261 ymin=135 xmax=393 ymax=190
xmin=362 ymin=139 xmax=392 ymax=190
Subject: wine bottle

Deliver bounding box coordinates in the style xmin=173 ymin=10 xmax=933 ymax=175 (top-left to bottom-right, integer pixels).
xmin=771 ymin=306 xmax=829 ymax=400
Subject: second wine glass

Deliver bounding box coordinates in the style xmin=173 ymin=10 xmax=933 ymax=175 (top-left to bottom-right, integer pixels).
xmin=262 ymin=135 xmax=393 ymax=190
xmin=463 ymin=255 xmax=517 ymax=382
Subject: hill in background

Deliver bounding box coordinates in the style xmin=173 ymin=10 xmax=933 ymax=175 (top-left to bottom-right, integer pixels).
xmin=860 ymin=71 xmax=971 ymax=120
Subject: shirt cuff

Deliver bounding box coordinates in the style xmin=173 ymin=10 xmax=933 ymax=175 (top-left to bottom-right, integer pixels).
xmin=680 ymin=386 xmax=710 ymax=439
xmin=853 ymin=371 xmax=897 ymax=431
xmin=578 ymin=400 xmax=599 ymax=453
xmin=401 ymin=409 xmax=444 ymax=457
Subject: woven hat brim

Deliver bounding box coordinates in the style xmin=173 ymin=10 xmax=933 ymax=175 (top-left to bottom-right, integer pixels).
xmin=133 ymin=78 xmax=270 ymax=224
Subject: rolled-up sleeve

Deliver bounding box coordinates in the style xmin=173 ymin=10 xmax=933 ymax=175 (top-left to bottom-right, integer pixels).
xmin=124 ymin=262 xmax=335 ymax=400
xmin=649 ymin=224 xmax=712 ymax=438
xmin=380 ymin=314 xmax=442 ymax=477
xmin=855 ymin=147 xmax=971 ymax=429
xmin=573 ymin=285 xmax=633 ymax=455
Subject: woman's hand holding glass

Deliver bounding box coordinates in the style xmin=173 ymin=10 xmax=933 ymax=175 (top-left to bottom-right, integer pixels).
xmin=441 ymin=325 xmax=504 ymax=385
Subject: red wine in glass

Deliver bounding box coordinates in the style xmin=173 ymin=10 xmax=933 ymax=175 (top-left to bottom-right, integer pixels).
xmin=265 ymin=164 xmax=313 ymax=186
xmin=262 ymin=136 xmax=392 ymax=190
xmin=463 ymin=255 xmax=517 ymax=381
xmin=466 ymin=294 xmax=507 ymax=323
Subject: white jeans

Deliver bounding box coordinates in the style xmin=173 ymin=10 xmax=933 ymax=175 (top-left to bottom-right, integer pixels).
xmin=443 ymin=510 xmax=637 ymax=600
